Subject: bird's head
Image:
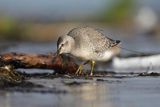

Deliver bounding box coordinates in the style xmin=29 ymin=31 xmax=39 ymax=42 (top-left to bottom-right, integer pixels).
xmin=57 ymin=35 xmax=74 ymax=55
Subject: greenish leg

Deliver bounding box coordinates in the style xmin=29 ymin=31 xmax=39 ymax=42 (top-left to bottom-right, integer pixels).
xmin=75 ymin=64 xmax=83 ymax=75
xmin=90 ymin=60 xmax=96 ymax=76
xmin=75 ymin=60 xmax=90 ymax=75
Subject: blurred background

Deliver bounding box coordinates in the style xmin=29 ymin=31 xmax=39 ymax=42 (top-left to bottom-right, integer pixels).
xmin=0 ymin=0 xmax=160 ymax=54
xmin=1 ymin=1 xmax=160 ymax=107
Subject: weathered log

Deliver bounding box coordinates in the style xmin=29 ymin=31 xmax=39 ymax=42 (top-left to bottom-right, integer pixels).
xmin=0 ymin=52 xmax=78 ymax=74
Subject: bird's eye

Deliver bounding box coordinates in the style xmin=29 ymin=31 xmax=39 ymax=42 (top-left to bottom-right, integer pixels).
xmin=61 ymin=44 xmax=64 ymax=46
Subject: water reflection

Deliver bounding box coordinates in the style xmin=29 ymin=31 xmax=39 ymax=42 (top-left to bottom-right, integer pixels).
xmin=78 ymin=83 xmax=113 ymax=107
xmin=0 ymin=92 xmax=11 ymax=107
xmin=1 ymin=78 xmax=160 ymax=107
xmin=55 ymin=82 xmax=113 ymax=107
xmin=0 ymin=82 xmax=113 ymax=107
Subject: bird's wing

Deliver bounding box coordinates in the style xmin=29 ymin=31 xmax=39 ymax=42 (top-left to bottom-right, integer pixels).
xmin=67 ymin=27 xmax=120 ymax=53
xmin=89 ymin=31 xmax=120 ymax=53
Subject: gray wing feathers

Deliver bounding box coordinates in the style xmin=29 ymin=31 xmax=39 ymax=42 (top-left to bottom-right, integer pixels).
xmin=67 ymin=27 xmax=120 ymax=53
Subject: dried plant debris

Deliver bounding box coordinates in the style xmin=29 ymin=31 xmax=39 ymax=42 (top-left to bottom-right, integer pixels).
xmin=3 ymin=62 xmax=160 ymax=94
xmin=62 ymin=80 xmax=89 ymax=86
xmin=138 ymin=72 xmax=160 ymax=76
xmin=96 ymin=78 xmax=121 ymax=83
xmin=0 ymin=65 xmax=24 ymax=86
xmin=0 ymin=65 xmax=67 ymax=93
xmin=3 ymin=81 xmax=67 ymax=94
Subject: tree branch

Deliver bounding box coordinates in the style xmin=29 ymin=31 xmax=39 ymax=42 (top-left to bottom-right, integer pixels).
xmin=0 ymin=52 xmax=78 ymax=74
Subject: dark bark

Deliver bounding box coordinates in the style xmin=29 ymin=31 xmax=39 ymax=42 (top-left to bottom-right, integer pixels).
xmin=0 ymin=52 xmax=78 ymax=74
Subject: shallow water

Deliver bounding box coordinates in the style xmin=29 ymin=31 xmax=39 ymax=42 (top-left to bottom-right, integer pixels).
xmin=0 ymin=77 xmax=160 ymax=107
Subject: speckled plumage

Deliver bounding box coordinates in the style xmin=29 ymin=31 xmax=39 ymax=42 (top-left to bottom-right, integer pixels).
xmin=66 ymin=27 xmax=120 ymax=61
xmin=57 ymin=27 xmax=120 ymax=75
xmin=68 ymin=27 xmax=118 ymax=51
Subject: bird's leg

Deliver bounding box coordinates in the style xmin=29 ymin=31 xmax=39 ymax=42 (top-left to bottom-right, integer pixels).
xmin=75 ymin=64 xmax=83 ymax=75
xmin=75 ymin=60 xmax=90 ymax=75
xmin=90 ymin=60 xmax=96 ymax=76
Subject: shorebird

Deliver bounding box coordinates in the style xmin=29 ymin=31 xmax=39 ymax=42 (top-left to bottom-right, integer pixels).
xmin=57 ymin=27 xmax=120 ymax=75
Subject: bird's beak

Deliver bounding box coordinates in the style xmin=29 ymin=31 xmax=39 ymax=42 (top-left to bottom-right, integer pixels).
xmin=56 ymin=46 xmax=62 ymax=55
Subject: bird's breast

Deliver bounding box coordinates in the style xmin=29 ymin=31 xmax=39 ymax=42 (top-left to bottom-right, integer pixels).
xmin=71 ymin=48 xmax=92 ymax=60
xmin=71 ymin=48 xmax=114 ymax=61
xmin=98 ymin=51 xmax=114 ymax=61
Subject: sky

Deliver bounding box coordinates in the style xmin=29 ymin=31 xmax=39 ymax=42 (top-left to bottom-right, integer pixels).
xmin=0 ymin=0 xmax=108 ymax=21
xmin=0 ymin=0 xmax=160 ymax=21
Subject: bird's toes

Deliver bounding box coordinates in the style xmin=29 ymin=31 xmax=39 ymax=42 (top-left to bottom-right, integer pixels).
xmin=75 ymin=65 xmax=83 ymax=75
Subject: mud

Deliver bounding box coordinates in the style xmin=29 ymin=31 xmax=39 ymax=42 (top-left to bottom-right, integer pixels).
xmin=0 ymin=65 xmax=159 ymax=93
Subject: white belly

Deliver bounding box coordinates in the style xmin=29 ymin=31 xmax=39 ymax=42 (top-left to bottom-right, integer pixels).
xmin=71 ymin=49 xmax=114 ymax=61
xmin=97 ymin=51 xmax=114 ymax=61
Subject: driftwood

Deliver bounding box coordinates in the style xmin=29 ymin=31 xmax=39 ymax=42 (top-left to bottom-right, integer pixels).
xmin=0 ymin=53 xmax=78 ymax=74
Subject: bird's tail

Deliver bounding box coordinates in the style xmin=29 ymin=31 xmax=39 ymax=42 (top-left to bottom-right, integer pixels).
xmin=115 ymin=40 xmax=121 ymax=44
xmin=111 ymin=40 xmax=121 ymax=47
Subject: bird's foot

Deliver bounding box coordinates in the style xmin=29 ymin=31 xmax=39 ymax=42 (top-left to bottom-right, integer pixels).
xmin=75 ymin=64 xmax=83 ymax=75
xmin=90 ymin=72 xmax=93 ymax=76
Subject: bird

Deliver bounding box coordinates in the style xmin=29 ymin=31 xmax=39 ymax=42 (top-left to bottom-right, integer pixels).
xmin=57 ymin=27 xmax=120 ymax=75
